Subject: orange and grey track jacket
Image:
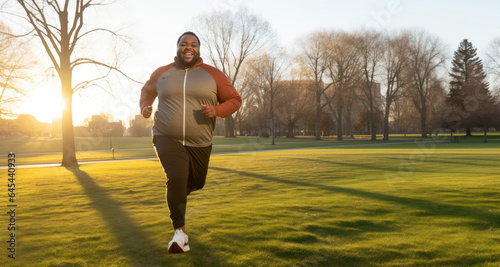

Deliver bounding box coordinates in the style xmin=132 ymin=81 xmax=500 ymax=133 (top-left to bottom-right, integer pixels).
xmin=140 ymin=57 xmax=241 ymax=147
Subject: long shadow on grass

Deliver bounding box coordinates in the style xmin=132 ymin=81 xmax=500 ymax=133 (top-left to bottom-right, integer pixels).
xmin=209 ymin=166 xmax=499 ymax=227
xmin=381 ymin=156 xmax=500 ymax=169
xmin=67 ymin=167 xmax=170 ymax=265
xmin=298 ymin=157 xmax=439 ymax=174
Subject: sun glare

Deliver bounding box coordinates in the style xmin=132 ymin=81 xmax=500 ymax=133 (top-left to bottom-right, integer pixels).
xmin=25 ymin=86 xmax=62 ymax=123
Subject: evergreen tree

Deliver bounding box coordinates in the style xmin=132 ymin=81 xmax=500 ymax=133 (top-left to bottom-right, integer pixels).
xmin=446 ymin=39 xmax=492 ymax=136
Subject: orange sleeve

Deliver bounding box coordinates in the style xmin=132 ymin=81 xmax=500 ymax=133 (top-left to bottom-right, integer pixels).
xmin=139 ymin=65 xmax=171 ymax=114
xmin=201 ymin=65 xmax=242 ymax=118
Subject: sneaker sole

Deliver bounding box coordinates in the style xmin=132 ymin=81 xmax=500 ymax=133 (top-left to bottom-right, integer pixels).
xmin=168 ymin=242 xmax=186 ymax=254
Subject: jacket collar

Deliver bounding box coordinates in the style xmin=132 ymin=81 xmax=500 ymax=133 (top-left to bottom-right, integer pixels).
xmin=174 ymin=57 xmax=204 ymax=69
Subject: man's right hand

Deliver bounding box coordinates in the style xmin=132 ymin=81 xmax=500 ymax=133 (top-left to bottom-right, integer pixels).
xmin=142 ymin=105 xmax=153 ymax=118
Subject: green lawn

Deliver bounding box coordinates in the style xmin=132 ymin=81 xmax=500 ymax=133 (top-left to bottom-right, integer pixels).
xmin=3 ymin=135 xmax=317 ymax=154
xmin=5 ymin=141 xmax=499 ymax=266
xmin=2 ymin=134 xmax=497 ymax=166
xmin=1 ymin=135 xmax=425 ymax=166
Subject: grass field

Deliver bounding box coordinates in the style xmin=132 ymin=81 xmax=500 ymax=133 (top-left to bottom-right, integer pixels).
xmin=2 ymin=133 xmax=497 ymax=166
xmin=3 ymin=137 xmax=499 ymax=266
xmin=0 ymin=135 xmax=409 ymax=166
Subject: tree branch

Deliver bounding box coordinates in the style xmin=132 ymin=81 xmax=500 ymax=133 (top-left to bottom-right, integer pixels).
xmin=72 ymin=68 xmax=112 ymax=93
xmin=31 ymin=0 xmax=62 ymax=54
xmin=0 ymin=29 xmax=35 ymax=38
xmin=17 ymin=0 xmax=61 ymax=71
xmin=70 ymin=57 xmax=142 ymax=84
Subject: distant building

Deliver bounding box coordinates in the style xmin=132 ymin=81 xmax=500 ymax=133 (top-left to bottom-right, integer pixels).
xmin=129 ymin=115 xmax=152 ymax=137
xmin=85 ymin=114 xmax=125 ymax=137
xmin=109 ymin=120 xmax=125 ymax=137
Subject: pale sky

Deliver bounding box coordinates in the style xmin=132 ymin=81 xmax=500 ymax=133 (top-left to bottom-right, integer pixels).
xmin=15 ymin=0 xmax=500 ymax=125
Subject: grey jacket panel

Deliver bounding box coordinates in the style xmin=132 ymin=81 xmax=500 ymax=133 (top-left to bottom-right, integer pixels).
xmin=153 ymin=65 xmax=217 ymax=147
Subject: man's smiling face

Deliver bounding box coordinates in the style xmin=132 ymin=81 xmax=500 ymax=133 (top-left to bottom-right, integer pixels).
xmin=177 ymin=34 xmax=200 ymax=68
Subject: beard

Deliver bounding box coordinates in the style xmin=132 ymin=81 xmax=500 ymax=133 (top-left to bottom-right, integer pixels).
xmin=177 ymin=50 xmax=200 ymax=68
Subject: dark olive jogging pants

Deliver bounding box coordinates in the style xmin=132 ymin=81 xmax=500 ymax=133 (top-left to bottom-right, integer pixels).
xmin=153 ymin=135 xmax=212 ymax=229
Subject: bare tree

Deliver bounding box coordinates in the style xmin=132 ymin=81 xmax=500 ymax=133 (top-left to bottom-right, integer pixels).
xmin=278 ymin=77 xmax=315 ymax=138
xmin=405 ymin=29 xmax=446 ymax=138
xmin=393 ymin=95 xmax=419 ymax=135
xmin=296 ymin=30 xmax=331 ymax=140
xmin=7 ymin=0 xmax=137 ymax=166
xmin=380 ymin=30 xmax=411 ymax=140
xmin=191 ymin=7 xmax=274 ymax=137
xmin=486 ymin=38 xmax=500 ymax=135
xmin=246 ymin=50 xmax=287 ymax=144
xmin=357 ymin=30 xmax=384 ymax=141
xmin=486 ymin=37 xmax=500 ymax=81
xmin=0 ymin=22 xmax=35 ymax=119
xmin=343 ymin=84 xmax=363 ymax=138
xmin=324 ymin=30 xmax=362 ymax=141
xmin=234 ymin=64 xmax=255 ymax=135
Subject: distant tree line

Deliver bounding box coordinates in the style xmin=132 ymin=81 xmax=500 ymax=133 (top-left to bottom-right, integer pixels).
xmin=0 ymin=114 xmax=44 ymax=136
xmin=0 ymin=113 xmax=154 ymax=138
xmin=2 ymin=5 xmax=500 ymax=148
xmin=197 ymin=9 xmax=500 ymax=141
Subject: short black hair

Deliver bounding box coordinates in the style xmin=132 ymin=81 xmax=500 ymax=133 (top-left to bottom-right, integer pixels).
xmin=177 ymin=31 xmax=201 ymax=46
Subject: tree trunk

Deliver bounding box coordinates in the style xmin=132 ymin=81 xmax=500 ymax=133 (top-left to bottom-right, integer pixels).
xmin=384 ymin=97 xmax=392 ymax=140
xmin=345 ymin=111 xmax=354 ymax=139
xmin=315 ymin=90 xmax=322 ymax=140
xmin=420 ymin=105 xmax=427 ymax=138
xmin=483 ymin=128 xmax=488 ymax=142
xmin=236 ymin=112 xmax=241 ymax=137
xmin=270 ymin=107 xmax=275 ymax=145
xmin=225 ymin=116 xmax=236 ymax=137
xmin=59 ymin=11 xmax=78 ymax=167
xmin=286 ymin=122 xmax=295 ymax=138
xmin=336 ymin=107 xmax=343 ymax=141
xmin=370 ymin=100 xmax=377 ymax=141
xmin=60 ymin=73 xmax=78 ymax=167
xmin=383 ymin=99 xmax=391 ymax=141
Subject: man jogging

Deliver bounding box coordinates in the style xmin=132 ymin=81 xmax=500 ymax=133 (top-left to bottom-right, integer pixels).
xmin=140 ymin=31 xmax=241 ymax=254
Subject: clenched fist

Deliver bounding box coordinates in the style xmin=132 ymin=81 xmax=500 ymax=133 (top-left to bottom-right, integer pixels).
xmin=201 ymin=104 xmax=217 ymax=118
xmin=142 ymin=105 xmax=153 ymax=118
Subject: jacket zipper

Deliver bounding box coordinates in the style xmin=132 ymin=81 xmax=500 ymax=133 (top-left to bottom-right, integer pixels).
xmin=182 ymin=69 xmax=188 ymax=146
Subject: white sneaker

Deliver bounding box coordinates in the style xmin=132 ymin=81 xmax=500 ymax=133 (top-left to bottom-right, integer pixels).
xmin=168 ymin=229 xmax=190 ymax=254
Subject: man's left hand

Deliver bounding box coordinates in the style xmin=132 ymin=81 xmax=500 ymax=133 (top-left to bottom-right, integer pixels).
xmin=201 ymin=104 xmax=217 ymax=118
